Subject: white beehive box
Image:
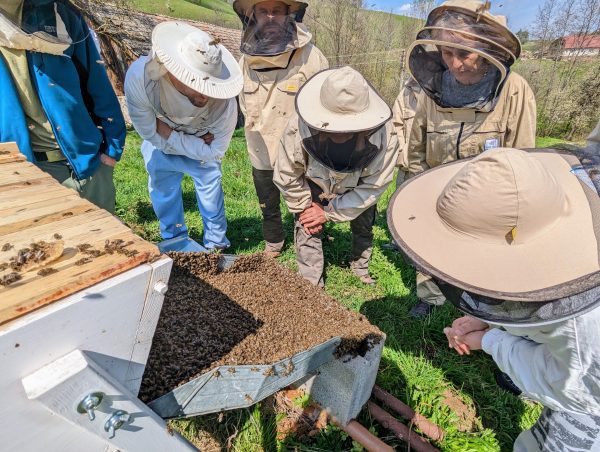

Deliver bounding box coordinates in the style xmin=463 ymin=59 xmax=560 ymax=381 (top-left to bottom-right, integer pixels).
xmin=0 ymin=143 xmax=194 ymax=451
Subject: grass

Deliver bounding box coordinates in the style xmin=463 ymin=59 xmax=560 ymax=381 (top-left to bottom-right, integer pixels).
xmin=113 ymin=130 xmax=557 ymax=451
xmin=128 ymin=0 xmax=240 ymax=28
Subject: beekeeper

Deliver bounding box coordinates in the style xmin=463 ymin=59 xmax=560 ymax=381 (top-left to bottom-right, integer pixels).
xmin=234 ymin=0 xmax=328 ymax=256
xmin=274 ymin=67 xmax=399 ymax=287
xmin=388 ymin=146 xmax=600 ymax=451
xmin=125 ymin=22 xmax=243 ymax=250
xmin=0 ymin=0 xmax=126 ymax=213
xmin=394 ymin=0 xmax=537 ymax=317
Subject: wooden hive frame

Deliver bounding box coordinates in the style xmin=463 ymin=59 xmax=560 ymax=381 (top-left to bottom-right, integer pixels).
xmin=0 ymin=142 xmax=161 ymax=325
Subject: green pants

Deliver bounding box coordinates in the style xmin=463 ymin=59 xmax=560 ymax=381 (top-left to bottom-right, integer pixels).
xmin=417 ymin=271 xmax=447 ymax=306
xmin=35 ymin=161 xmax=116 ymax=214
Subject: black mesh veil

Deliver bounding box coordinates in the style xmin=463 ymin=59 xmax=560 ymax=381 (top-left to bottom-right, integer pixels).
xmin=407 ymin=7 xmax=520 ymax=111
xmin=299 ymin=120 xmax=386 ymax=173
xmin=234 ymin=1 xmax=308 ymax=56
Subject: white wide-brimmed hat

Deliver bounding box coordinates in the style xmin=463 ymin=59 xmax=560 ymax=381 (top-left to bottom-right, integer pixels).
xmin=388 ymin=148 xmax=600 ymax=302
xmin=151 ymin=21 xmax=243 ymax=99
xmin=296 ymin=67 xmax=391 ymax=133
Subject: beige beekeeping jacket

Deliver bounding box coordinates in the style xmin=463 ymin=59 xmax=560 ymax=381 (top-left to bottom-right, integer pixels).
xmin=392 ymin=77 xmax=421 ymax=171
xmin=273 ymin=115 xmax=399 ymax=223
xmin=239 ymin=26 xmax=329 ymax=171
xmin=402 ymin=72 xmax=536 ymax=175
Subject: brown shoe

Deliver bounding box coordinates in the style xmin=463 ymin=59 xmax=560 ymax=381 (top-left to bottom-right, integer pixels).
xmin=359 ymin=274 xmax=376 ymax=285
xmin=264 ymin=250 xmax=281 ymax=258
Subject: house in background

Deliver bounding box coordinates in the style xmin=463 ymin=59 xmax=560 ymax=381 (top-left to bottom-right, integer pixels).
xmin=561 ymin=34 xmax=600 ymax=58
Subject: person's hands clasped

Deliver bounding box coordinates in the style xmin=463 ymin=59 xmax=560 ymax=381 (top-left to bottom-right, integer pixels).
xmin=201 ymin=132 xmax=214 ymax=145
xmin=156 ymin=118 xmax=173 ymax=139
xmin=444 ymin=315 xmax=489 ymax=356
xmin=99 ymin=153 xmax=117 ymax=167
xmin=300 ymin=202 xmax=327 ymax=235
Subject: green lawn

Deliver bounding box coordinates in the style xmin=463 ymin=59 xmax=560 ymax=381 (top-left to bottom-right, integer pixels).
xmin=114 ymin=131 xmax=561 ymax=451
xmin=129 ymin=0 xmax=240 ymax=28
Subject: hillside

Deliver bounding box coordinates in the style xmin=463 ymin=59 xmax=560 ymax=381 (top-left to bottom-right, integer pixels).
xmin=130 ymin=0 xmax=240 ymax=28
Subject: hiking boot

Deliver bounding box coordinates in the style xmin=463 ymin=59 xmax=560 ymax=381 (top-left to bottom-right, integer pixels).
xmin=358 ymin=274 xmax=376 ymax=285
xmin=264 ymin=241 xmax=284 ymax=258
xmin=381 ymin=242 xmax=400 ymax=252
xmin=409 ymin=300 xmax=435 ymax=318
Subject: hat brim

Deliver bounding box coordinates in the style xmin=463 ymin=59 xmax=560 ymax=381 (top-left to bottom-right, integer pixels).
xmin=234 ymin=0 xmax=308 ymax=17
xmin=295 ymin=69 xmax=392 ymax=133
xmin=152 ymin=22 xmax=243 ymax=99
xmin=387 ymin=151 xmax=600 ymax=302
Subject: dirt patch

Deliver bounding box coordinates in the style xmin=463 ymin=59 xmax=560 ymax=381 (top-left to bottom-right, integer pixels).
xmin=139 ymin=253 xmax=382 ymax=403
xmin=441 ymin=389 xmax=479 ymax=433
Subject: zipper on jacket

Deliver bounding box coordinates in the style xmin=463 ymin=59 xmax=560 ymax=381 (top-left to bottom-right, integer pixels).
xmin=29 ymin=54 xmax=82 ymax=180
xmin=456 ymin=122 xmax=465 ymax=160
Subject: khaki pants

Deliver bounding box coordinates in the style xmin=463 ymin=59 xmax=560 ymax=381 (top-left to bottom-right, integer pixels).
xmin=295 ymin=204 xmax=376 ymax=287
xmin=252 ymin=167 xmax=285 ymax=252
xmin=36 ymin=161 xmax=116 ymax=214
xmin=416 ymin=272 xmax=447 ymax=306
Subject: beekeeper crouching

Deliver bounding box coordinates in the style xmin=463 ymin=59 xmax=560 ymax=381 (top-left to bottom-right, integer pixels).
xmin=125 ymin=22 xmax=243 ymax=250
xmin=274 ymin=67 xmax=399 ymax=287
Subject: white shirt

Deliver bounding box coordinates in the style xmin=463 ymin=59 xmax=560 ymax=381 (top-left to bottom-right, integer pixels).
xmin=125 ymin=55 xmax=237 ymax=162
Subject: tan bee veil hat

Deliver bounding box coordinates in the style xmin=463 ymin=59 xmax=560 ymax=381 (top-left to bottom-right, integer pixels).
xmin=151 ymin=21 xmax=243 ymax=99
xmin=295 ymin=67 xmax=391 ymax=133
xmin=387 ymin=148 xmax=600 ymax=305
xmin=406 ymin=0 xmax=521 ymax=111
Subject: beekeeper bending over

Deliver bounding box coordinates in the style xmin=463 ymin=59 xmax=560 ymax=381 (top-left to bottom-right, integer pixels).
xmin=235 ymin=0 xmax=328 ymax=257
xmin=125 ymin=22 xmax=242 ymax=250
xmin=394 ymin=0 xmax=537 ymax=317
xmin=388 ymin=146 xmax=600 ymax=451
xmin=274 ymin=67 xmax=399 ymax=287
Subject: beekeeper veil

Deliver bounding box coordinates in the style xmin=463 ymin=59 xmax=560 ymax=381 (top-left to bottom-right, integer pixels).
xmin=295 ymin=67 xmax=392 ymax=173
xmin=0 ymin=0 xmax=73 ymax=56
xmin=406 ymin=0 xmax=521 ymax=111
xmin=234 ymin=0 xmax=308 ymax=56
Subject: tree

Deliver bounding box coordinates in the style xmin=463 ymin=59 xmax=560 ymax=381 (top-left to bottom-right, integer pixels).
xmin=516 ymin=29 xmax=529 ymax=44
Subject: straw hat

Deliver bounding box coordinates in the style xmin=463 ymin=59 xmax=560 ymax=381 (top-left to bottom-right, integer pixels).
xmin=151 ymin=21 xmax=243 ymax=99
xmin=388 ymin=148 xmax=600 ymax=302
xmin=296 ymin=67 xmax=391 ymax=133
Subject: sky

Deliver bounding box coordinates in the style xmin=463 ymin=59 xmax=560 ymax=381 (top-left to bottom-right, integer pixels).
xmin=368 ymin=0 xmax=545 ymax=32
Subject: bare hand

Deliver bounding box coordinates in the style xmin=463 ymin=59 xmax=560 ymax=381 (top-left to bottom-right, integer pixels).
xmin=444 ymin=319 xmax=488 ymax=356
xmin=307 ymin=224 xmax=324 ymax=235
xmin=202 ymin=132 xmax=215 ymax=145
xmin=300 ymin=202 xmax=327 ymax=234
xmin=156 ymin=118 xmax=173 ymax=140
xmin=99 ymin=153 xmax=117 ymax=167
xmin=451 ymin=316 xmax=489 ymax=336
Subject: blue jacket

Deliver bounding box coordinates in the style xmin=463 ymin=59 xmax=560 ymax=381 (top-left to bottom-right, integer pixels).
xmin=0 ymin=0 xmax=126 ymax=179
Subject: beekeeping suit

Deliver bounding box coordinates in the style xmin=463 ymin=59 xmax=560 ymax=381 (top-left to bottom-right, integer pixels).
xmin=396 ymin=0 xmax=536 ymax=176
xmin=234 ymin=0 xmax=328 ymax=255
xmin=388 ymin=146 xmax=600 ymax=451
xmin=274 ymin=67 xmax=398 ymax=287
xmin=393 ymin=0 xmax=537 ymax=316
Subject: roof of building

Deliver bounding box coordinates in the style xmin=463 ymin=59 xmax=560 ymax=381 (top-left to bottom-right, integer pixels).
xmin=563 ymin=34 xmax=600 ymax=50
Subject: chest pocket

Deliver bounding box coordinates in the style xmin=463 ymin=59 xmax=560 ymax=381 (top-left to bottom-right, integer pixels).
xmin=426 ymin=121 xmax=464 ymax=168
xmin=242 ymin=76 xmax=261 ymax=124
xmin=276 ymin=73 xmax=306 ymax=96
xmin=460 ymin=121 xmax=506 ymax=158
